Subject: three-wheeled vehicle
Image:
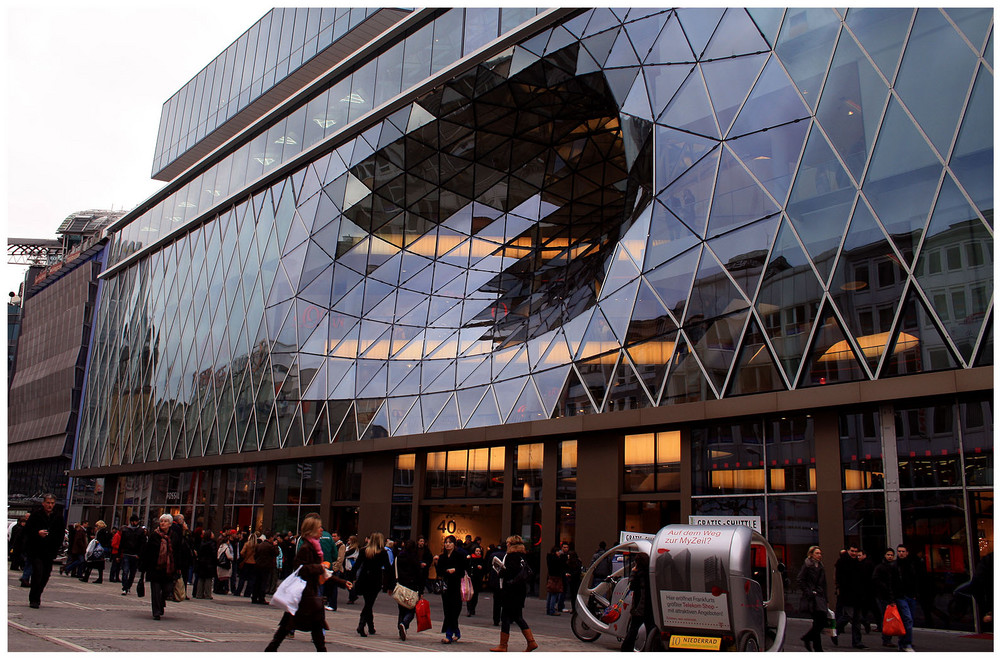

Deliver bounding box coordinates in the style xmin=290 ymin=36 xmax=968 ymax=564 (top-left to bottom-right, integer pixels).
xmin=574 ymin=524 xmax=786 ymax=651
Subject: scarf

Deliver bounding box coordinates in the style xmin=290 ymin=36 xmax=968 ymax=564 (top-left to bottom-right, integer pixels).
xmin=156 ymin=528 xmax=175 ymax=574
xmin=805 ymin=556 xmax=821 ymax=569
xmin=307 ymin=536 xmax=323 ymax=561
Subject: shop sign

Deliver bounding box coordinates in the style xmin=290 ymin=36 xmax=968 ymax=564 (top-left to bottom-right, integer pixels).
xmin=687 ymin=515 xmax=761 ymax=533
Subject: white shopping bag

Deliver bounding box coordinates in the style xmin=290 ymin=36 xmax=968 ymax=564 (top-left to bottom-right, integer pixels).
xmin=271 ymin=566 xmax=306 ymax=614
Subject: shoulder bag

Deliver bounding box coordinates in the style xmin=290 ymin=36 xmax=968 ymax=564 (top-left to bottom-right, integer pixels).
xmin=391 ymin=560 xmax=419 ymax=609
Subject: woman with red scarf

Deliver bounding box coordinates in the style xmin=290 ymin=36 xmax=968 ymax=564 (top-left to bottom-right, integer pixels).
xmin=139 ymin=514 xmax=178 ymax=620
xmin=265 ymin=516 xmax=352 ymax=652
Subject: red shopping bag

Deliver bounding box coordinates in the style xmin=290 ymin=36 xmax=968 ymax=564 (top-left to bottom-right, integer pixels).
xmin=415 ymin=597 xmax=432 ymax=632
xmin=883 ymin=603 xmax=905 ymax=636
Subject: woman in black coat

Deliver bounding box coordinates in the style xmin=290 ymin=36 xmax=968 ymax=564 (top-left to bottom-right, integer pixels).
xmin=139 ymin=514 xmax=179 ymax=620
xmin=436 ymin=534 xmax=468 ymax=644
xmin=393 ymin=539 xmax=423 ymax=641
xmin=354 ymin=532 xmax=391 ymax=637
xmin=193 ymin=530 xmax=217 ymax=599
xmin=466 ymin=545 xmax=486 ymax=616
xmin=490 ymin=535 xmax=538 ymax=652
xmin=797 ymin=545 xmax=830 ymax=652
xmin=265 ymin=517 xmax=351 ymax=652
xmin=620 ymin=552 xmax=653 ymax=651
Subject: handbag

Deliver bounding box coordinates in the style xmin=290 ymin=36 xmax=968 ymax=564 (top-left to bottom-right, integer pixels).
xmin=460 ymin=573 xmax=474 ymax=602
xmin=391 ymin=560 xmax=419 ymax=609
xmin=882 ymin=603 xmax=906 ymax=636
xmin=136 ymin=573 xmax=145 ymax=598
xmin=415 ymin=597 xmax=432 ymax=632
xmin=822 ymin=608 xmax=838 ymax=637
xmin=271 ymin=566 xmax=307 ymax=615
xmin=601 ymin=590 xmax=629 ymax=623
xmin=546 ymin=574 xmax=564 ymax=594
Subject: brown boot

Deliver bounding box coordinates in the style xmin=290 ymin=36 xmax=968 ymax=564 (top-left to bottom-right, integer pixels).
xmin=490 ymin=632 xmax=510 ymax=652
xmin=522 ymin=628 xmax=538 ymax=652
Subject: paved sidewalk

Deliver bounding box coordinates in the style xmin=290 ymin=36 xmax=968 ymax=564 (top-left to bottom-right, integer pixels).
xmin=7 ymin=571 xmax=994 ymax=652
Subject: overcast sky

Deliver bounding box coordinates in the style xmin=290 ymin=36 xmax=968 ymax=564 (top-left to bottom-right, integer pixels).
xmin=4 ymin=1 xmax=276 ymax=296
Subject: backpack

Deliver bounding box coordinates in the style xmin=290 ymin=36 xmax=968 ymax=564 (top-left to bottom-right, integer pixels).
xmin=217 ymin=546 xmax=232 ymax=570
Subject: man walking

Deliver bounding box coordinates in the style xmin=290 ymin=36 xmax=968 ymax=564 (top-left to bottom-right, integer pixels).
xmin=590 ymin=541 xmax=612 ymax=587
xmin=892 ymin=544 xmax=920 ymax=652
xmin=120 ymin=515 xmax=145 ymax=595
xmin=835 ymin=544 xmax=866 ymax=648
xmin=23 ymin=494 xmax=65 ymax=609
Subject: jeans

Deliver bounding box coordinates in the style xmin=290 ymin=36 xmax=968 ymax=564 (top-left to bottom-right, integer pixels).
xmin=837 ymin=603 xmax=863 ymax=646
xmin=324 ymin=573 xmax=341 ymax=610
xmin=397 ymin=603 xmax=416 ymax=629
xmin=895 ymin=596 xmax=917 ymax=649
xmin=20 ymin=557 xmax=33 ymax=583
xmin=121 ymin=554 xmax=139 ymax=592
xmin=546 ymin=592 xmax=560 ymax=614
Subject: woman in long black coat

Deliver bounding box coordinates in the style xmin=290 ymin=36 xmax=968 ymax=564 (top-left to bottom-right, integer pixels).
xmin=139 ymin=514 xmax=178 ymax=620
xmin=265 ymin=517 xmax=352 ymax=652
xmin=490 ymin=535 xmax=538 ymax=652
xmin=797 ymin=545 xmax=830 ymax=652
xmin=393 ymin=539 xmax=423 ymax=641
xmin=353 ymin=532 xmax=391 ymax=637
xmin=436 ymin=534 xmax=468 ymax=644
xmin=466 ymin=545 xmax=486 ymax=616
xmin=193 ymin=529 xmax=216 ymax=599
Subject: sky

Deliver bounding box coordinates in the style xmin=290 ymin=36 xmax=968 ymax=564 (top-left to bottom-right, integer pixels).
xmin=4 ymin=1 xmax=276 ymax=297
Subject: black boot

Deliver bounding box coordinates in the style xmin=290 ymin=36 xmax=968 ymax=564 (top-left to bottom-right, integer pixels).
xmin=265 ymin=627 xmax=289 ymax=652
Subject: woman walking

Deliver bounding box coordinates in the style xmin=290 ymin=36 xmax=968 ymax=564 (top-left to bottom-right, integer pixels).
xmin=264 ymin=516 xmax=351 ymax=651
xmin=466 ymin=545 xmax=486 ymax=616
xmin=797 ymin=545 xmax=830 ymax=652
xmin=237 ymin=532 xmax=258 ymax=597
xmin=139 ymin=514 xmax=178 ymax=620
xmin=344 ymin=535 xmax=360 ymax=604
xmin=354 ymin=532 xmax=391 ymax=636
xmin=215 ymin=534 xmax=234 ymax=594
xmin=394 ymin=539 xmax=423 ymax=641
xmin=490 ymin=535 xmax=538 ymax=652
xmin=193 ymin=529 xmax=216 ymax=599
xmin=620 ymin=553 xmax=652 ymax=651
xmin=437 ymin=534 xmax=468 ymax=644
xmin=81 ymin=520 xmax=111 ymax=583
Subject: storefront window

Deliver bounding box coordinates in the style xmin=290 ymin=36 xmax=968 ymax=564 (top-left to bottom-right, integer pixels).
xmin=842 ymin=491 xmax=888 ymax=558
xmin=225 ymin=466 xmax=266 ymax=533
xmin=425 ymin=448 xmax=503 ymax=499
xmin=691 ymin=421 xmax=766 ymax=495
xmin=961 ymin=395 xmax=993 ymax=486
xmin=557 ymin=440 xmax=577 ymax=499
xmin=840 ymin=409 xmax=884 ymax=489
xmin=624 ymin=431 xmax=680 ymax=493
xmin=513 ymin=443 xmax=543 ymax=501
xmin=272 ymin=461 xmax=321 ymax=533
xmin=394 ymin=453 xmax=415 ymax=502
xmin=767 ymin=494 xmax=819 ymax=611
xmin=623 ymin=500 xmax=680 ymax=535
xmin=895 ymin=402 xmax=962 ymax=488
xmin=765 ymin=416 xmax=815 ymax=493
xmin=511 ymin=502 xmax=542 ymax=594
xmin=334 ymin=458 xmax=362 ymax=500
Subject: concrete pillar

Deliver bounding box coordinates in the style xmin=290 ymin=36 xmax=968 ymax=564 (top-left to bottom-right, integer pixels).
xmin=358 ymin=452 xmax=394 ymax=539
xmin=575 ymin=432 xmax=620 ymax=564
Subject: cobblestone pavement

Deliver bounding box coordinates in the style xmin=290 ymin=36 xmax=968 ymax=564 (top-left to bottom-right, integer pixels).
xmin=7 ymin=571 xmax=994 ymax=652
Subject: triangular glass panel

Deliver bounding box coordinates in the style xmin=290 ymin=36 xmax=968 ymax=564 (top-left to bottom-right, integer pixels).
xmin=658 ymin=68 xmax=721 ymax=138
xmin=602 ymin=354 xmax=648 ymax=411
xmin=456 ymin=384 xmax=489 ymax=426
xmin=418 ymin=391 xmax=451 ymax=431
xmin=580 ymin=26 xmax=620 ymax=67
xmin=626 ymin=333 xmax=676 ymax=404
xmin=574 ymin=44 xmax=603 ymax=77
xmin=532 ymin=365 xmax=571 ymax=417
xmin=601 ymin=278 xmax=640 ymax=345
xmin=645 ymin=14 xmax=695 ymax=64
xmin=701 ymin=54 xmax=768 ymax=136
xmin=622 ymin=11 xmax=669 ymax=62
xmin=845 ymin=8 xmax=913 ymax=83
xmin=729 ymin=118 xmax=808 ymax=205
xmin=356 ymin=360 xmax=388 ymax=398
xmin=707 ymin=214 xmax=780 ymax=300
xmin=332 ymin=404 xmax=358 ymax=443
xmin=604 ymin=67 xmax=642 ymax=108
xmin=747 ymin=8 xmax=785 ymax=48
xmin=774 ymin=8 xmax=840 ymax=111
xmin=882 ymin=284 xmax=962 ymax=376
xmin=862 ymin=98 xmax=942 ymax=260
xmin=786 ymin=126 xmax=855 ymax=283
xmin=621 ymin=69 xmax=653 ymax=121
xmin=466 ymin=388 xmax=502 ymax=429
xmin=626 ymin=277 xmax=677 ymax=345
xmin=360 ymin=402 xmax=390 ymax=441
xmin=653 ymin=123 xmax=716 ymax=193
xmin=578 ymin=353 xmax=619 ymax=413
xmin=645 ymin=246 xmax=699 ymax=323
xmin=506 ymin=381 xmax=547 ymax=424
xmin=829 ymin=199 xmax=905 ymax=372
xmin=974 ymin=313 xmax=992 ymax=367
xmin=798 ymin=299 xmax=869 ymax=388
xmin=606 ymin=29 xmax=641 ymax=68
xmin=816 ymin=32 xmax=890 ymax=183
xmin=602 ymin=244 xmax=641 ymax=298
xmin=949 ymin=65 xmax=993 ymax=220
xmin=707 ymin=146 xmax=780 ymax=237
xmin=896 ymin=9 xmax=979 ymax=158
xmin=551 ymin=364 xmax=593 ymax=417
xmin=387 ymin=395 xmax=419 ymax=435
xmin=577 ymin=308 xmax=621 ymax=361
xmin=756 ymin=217 xmax=824 ymax=384
xmin=661 ymin=335 xmax=714 ymax=403
xmin=675 ymin=8 xmax=725 ymax=60
xmin=704 ymin=9 xmax=770 ymax=59
xmin=944 ymin=8 xmax=993 ymax=51
xmin=660 ymin=145 xmax=720 ymax=237
xmin=688 ymin=306 xmax=749 ymax=395
xmin=686 ymin=246 xmax=749 ymax=325
xmin=421 ymin=357 xmax=454 ymax=392
xmin=727 ymin=314 xmax=787 ymax=396
xmin=915 ymin=174 xmax=992 ymax=364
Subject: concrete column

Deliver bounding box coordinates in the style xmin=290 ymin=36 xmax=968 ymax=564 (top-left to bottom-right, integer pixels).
xmin=814 ymin=409 xmax=843 ymax=607
xmin=320 ymin=458 xmax=335 ymax=528
xmin=575 ymin=432 xmax=620 ymax=564
xmin=262 ymin=464 xmax=276 ymax=534
xmin=358 ymin=452 xmax=394 ymax=539
xmin=880 ymin=404 xmax=902 ymax=549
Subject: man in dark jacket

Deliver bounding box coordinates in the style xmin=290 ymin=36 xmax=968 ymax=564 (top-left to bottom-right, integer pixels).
xmin=23 ymin=494 xmax=65 ymax=608
xmin=119 ymin=515 xmax=145 ymax=596
xmin=891 ymin=544 xmax=920 ymax=651
xmin=835 ymin=545 xmax=866 ymax=648
xmin=169 ymin=514 xmax=190 ymax=601
xmin=9 ymin=516 xmax=28 ymax=572
xmin=590 ymin=541 xmax=612 ymax=587
xmin=872 ymin=547 xmax=897 ymax=648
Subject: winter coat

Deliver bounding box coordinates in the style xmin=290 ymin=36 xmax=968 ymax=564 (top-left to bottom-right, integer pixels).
xmin=436 ymin=547 xmax=468 ymax=594
xmin=216 ymin=543 xmax=235 ymax=580
xmin=797 ymin=556 xmax=829 ymax=615
xmin=195 ymin=539 xmax=217 ymax=579
xmin=891 ymin=555 xmax=921 ymax=599
xmin=120 ymin=524 xmax=145 ymax=555
xmin=394 ymin=548 xmax=422 ymax=591
xmin=255 ymin=539 xmax=279 ymax=571
xmin=834 ymin=553 xmax=864 ymax=606
xmin=282 ymin=542 xmax=348 ymax=632
xmin=354 ymin=549 xmax=392 ymax=595
xmin=872 ymin=559 xmax=895 ymax=602
xmin=24 ymin=505 xmax=65 ymax=561
xmin=467 ymin=554 xmax=486 ymax=591
xmin=71 ymin=526 xmax=89 ymax=555
xmin=140 ymin=530 xmax=177 ymax=583
xmin=498 ymin=551 xmax=529 ymax=610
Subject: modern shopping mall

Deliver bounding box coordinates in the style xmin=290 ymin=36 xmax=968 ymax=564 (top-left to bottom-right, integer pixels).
xmin=66 ymin=8 xmax=991 ymax=627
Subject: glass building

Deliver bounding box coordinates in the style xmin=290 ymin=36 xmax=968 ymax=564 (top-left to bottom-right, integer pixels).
xmin=70 ymin=8 xmax=992 ymax=627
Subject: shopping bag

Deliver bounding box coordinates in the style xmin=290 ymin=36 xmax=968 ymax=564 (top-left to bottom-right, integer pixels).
xmin=271 ymin=566 xmax=306 ymax=614
xmin=415 ymin=597 xmax=432 ymax=632
xmin=822 ymin=608 xmax=838 ymax=637
xmin=883 ymin=603 xmax=906 ymax=636
xmin=460 ymin=574 xmax=474 ymax=602
xmin=136 ymin=574 xmax=145 ymax=598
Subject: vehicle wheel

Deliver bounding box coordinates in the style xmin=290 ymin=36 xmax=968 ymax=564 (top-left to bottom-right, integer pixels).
xmin=571 ymin=610 xmax=601 ymax=642
xmin=739 ymin=633 xmax=760 ymax=652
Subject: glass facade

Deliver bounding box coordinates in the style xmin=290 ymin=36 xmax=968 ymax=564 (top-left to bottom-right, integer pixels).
xmin=67 ymin=7 xmax=992 ymax=629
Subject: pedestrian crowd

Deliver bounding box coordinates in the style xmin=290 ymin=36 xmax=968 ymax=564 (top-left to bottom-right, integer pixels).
xmin=13 ymin=500 xmax=540 ymax=652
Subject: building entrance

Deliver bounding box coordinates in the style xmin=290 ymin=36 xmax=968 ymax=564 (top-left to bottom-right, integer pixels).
xmin=422 ymin=504 xmax=501 ymax=556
